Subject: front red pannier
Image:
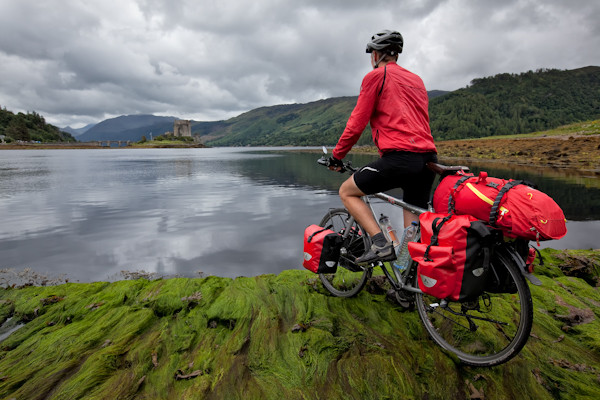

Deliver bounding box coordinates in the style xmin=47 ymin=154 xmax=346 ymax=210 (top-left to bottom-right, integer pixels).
xmin=408 ymin=212 xmax=492 ymax=302
xmin=302 ymin=225 xmax=343 ymax=274
xmin=433 ymin=171 xmax=567 ymax=242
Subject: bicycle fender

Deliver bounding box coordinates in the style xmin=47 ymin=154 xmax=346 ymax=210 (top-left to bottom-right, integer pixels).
xmin=499 ymin=245 xmax=542 ymax=286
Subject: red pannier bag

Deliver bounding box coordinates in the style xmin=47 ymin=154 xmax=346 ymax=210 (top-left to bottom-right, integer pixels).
xmin=433 ymin=171 xmax=567 ymax=242
xmin=408 ymin=212 xmax=492 ymax=301
xmin=302 ymin=225 xmax=343 ymax=274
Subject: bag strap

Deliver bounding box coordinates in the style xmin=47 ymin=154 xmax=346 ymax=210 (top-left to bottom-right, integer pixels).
xmin=532 ymin=245 xmax=544 ymax=266
xmin=424 ymin=215 xmax=452 ymax=260
xmin=448 ymin=175 xmax=471 ymax=213
xmin=308 ymin=227 xmax=330 ymax=242
xmin=489 ymin=180 xmax=523 ymax=226
xmin=470 ymin=221 xmax=493 ymax=270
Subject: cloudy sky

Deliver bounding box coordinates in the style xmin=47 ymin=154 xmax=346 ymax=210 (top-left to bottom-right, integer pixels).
xmin=1 ymin=0 xmax=598 ymax=128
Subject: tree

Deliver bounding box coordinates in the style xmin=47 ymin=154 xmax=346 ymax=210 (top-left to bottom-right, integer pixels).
xmin=5 ymin=119 xmax=30 ymax=141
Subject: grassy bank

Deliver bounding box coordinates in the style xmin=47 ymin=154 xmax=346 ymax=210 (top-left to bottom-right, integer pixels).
xmin=0 ymin=249 xmax=598 ymax=399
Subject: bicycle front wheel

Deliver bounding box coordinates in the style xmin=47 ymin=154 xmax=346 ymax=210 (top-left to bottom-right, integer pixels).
xmin=415 ymin=247 xmax=533 ymax=367
xmin=318 ymin=208 xmax=372 ymax=297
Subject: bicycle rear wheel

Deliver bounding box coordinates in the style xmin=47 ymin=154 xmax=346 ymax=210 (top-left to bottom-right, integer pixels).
xmin=318 ymin=208 xmax=372 ymax=297
xmin=415 ymin=247 xmax=533 ymax=367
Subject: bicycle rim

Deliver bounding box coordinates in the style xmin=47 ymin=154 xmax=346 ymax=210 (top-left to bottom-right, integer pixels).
xmin=415 ymin=250 xmax=533 ymax=367
xmin=318 ymin=209 xmax=371 ymax=297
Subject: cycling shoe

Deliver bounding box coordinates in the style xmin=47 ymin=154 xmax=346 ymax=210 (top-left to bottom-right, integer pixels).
xmin=356 ymin=242 xmax=395 ymax=264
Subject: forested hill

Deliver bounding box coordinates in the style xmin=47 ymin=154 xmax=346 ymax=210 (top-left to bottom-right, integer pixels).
xmin=205 ymin=66 xmax=600 ymax=146
xmin=199 ymin=96 xmax=360 ymax=147
xmin=429 ymin=66 xmax=600 ymax=140
xmin=0 ymin=108 xmax=75 ymax=143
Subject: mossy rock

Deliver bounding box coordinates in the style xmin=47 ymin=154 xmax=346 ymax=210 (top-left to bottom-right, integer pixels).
xmin=0 ymin=250 xmax=598 ymax=399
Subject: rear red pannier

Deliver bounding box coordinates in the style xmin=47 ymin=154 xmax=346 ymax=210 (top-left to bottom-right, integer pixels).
xmin=302 ymin=225 xmax=343 ymax=274
xmin=408 ymin=212 xmax=492 ymax=301
xmin=433 ymin=171 xmax=567 ymax=242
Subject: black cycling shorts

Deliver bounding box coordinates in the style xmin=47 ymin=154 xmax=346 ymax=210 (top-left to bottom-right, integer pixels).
xmin=353 ymin=151 xmax=438 ymax=208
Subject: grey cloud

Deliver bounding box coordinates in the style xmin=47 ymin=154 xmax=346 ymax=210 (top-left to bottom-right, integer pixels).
xmin=0 ymin=0 xmax=598 ymax=127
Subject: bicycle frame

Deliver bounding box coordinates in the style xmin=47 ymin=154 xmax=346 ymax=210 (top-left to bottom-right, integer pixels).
xmin=340 ymin=190 xmax=429 ymax=295
xmin=318 ymin=150 xmax=538 ymax=290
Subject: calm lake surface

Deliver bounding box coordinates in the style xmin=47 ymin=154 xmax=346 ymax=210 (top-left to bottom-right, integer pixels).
xmin=0 ymin=148 xmax=598 ymax=283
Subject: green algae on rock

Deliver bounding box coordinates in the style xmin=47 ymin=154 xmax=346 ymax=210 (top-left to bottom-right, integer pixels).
xmin=0 ymin=249 xmax=598 ymax=399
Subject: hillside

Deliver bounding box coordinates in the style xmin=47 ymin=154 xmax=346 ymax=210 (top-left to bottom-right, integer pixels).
xmin=0 ymin=249 xmax=598 ymax=399
xmin=204 ymin=67 xmax=600 ymax=146
xmin=0 ymin=108 xmax=75 ymax=143
xmin=429 ymin=67 xmax=600 ymax=140
xmin=435 ymin=120 xmax=600 ymax=172
xmin=204 ymin=97 xmax=359 ymax=147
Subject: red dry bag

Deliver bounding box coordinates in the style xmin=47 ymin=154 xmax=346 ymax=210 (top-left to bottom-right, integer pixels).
xmin=433 ymin=171 xmax=566 ymax=242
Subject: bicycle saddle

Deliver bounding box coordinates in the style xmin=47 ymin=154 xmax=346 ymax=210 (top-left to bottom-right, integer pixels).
xmin=426 ymin=162 xmax=469 ymax=177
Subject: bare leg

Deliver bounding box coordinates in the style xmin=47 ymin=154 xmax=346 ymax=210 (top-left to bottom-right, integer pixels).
xmin=339 ymin=175 xmax=381 ymax=237
xmin=339 ymin=175 xmax=396 ymax=263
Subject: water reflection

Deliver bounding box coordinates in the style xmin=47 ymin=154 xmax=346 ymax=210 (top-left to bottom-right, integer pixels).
xmin=0 ymin=148 xmax=597 ymax=283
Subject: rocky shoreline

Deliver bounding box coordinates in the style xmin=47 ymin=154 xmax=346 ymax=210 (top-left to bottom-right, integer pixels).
xmin=436 ymin=134 xmax=600 ymax=174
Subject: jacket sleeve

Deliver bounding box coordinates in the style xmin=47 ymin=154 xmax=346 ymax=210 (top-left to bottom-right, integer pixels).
xmin=332 ymin=71 xmax=380 ymax=160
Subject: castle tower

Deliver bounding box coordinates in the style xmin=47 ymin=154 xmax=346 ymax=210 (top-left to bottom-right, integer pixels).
xmin=174 ymin=120 xmax=191 ymax=137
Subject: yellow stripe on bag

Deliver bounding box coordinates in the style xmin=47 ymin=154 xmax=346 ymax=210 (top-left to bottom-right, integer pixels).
xmin=466 ymin=183 xmax=509 ymax=215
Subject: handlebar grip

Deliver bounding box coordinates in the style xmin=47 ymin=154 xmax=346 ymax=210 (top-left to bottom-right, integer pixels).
xmin=317 ymin=156 xmax=350 ymax=173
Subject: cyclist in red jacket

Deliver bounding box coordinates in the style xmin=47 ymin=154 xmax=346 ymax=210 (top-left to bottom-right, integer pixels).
xmin=329 ymin=30 xmax=437 ymax=264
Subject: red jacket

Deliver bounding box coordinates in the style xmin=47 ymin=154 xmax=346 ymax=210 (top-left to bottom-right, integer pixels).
xmin=333 ymin=62 xmax=437 ymax=160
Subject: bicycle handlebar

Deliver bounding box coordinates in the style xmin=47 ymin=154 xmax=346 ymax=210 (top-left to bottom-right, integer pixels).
xmin=317 ymin=155 xmax=357 ymax=173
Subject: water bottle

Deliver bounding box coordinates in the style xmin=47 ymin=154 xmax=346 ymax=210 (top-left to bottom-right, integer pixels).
xmin=378 ymin=214 xmax=398 ymax=249
xmin=394 ymin=222 xmax=418 ymax=271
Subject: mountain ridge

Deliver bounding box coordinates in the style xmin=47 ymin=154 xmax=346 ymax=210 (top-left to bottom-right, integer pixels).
xmin=61 ymin=123 xmax=96 ymax=137
xmin=64 ymin=66 xmax=600 ymax=145
xmin=76 ymin=114 xmax=178 ymax=142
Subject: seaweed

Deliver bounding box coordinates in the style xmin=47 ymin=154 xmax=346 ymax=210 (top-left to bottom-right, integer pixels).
xmin=0 ymin=249 xmax=597 ymax=399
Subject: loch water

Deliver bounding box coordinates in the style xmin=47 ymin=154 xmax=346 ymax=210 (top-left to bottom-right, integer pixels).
xmin=0 ymin=148 xmax=597 ymax=282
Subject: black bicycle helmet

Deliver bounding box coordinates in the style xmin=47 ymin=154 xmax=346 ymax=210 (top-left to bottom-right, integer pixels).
xmin=366 ymin=30 xmax=403 ymax=55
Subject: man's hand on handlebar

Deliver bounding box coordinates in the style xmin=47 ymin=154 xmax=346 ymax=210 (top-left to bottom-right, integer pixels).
xmin=327 ymin=156 xmax=345 ymax=173
xmin=317 ymin=152 xmax=353 ymax=173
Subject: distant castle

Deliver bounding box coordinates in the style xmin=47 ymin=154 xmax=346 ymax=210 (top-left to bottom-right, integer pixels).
xmin=174 ymin=120 xmax=191 ymax=137
xmin=165 ymin=120 xmax=191 ymax=137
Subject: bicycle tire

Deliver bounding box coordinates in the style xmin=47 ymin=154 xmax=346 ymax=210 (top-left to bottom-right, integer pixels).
xmin=318 ymin=208 xmax=372 ymax=297
xmin=415 ymin=246 xmax=533 ymax=367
